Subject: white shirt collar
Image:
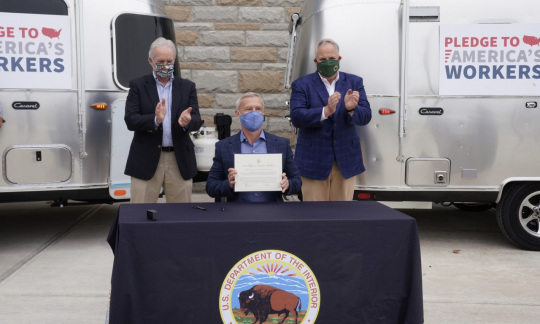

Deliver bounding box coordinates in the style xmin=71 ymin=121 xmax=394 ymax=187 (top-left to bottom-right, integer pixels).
xmin=319 ymin=71 xmax=340 ymax=86
xmin=319 ymin=72 xmax=340 ymax=95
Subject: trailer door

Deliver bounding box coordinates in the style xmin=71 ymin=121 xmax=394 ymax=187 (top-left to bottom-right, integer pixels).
xmin=323 ymin=1 xmax=404 ymax=189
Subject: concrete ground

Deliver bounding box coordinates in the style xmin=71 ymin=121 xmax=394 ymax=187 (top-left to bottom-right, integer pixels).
xmin=0 ymin=190 xmax=539 ymax=323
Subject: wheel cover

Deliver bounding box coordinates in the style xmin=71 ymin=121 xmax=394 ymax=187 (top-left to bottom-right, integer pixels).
xmin=519 ymin=190 xmax=540 ymax=238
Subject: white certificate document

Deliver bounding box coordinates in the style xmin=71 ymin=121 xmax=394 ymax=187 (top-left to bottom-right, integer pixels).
xmin=234 ymin=154 xmax=282 ymax=192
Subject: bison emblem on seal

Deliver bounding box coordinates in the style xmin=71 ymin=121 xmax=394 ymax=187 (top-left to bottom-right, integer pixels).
xmin=238 ymin=284 xmax=302 ymax=324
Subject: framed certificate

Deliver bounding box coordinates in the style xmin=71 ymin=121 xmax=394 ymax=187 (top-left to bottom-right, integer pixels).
xmin=234 ymin=154 xmax=282 ymax=192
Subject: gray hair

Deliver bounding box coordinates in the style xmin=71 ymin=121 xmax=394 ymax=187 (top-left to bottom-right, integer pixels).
xmin=235 ymin=92 xmax=265 ymax=111
xmin=316 ymin=38 xmax=340 ymax=55
xmin=148 ymin=37 xmax=177 ymax=60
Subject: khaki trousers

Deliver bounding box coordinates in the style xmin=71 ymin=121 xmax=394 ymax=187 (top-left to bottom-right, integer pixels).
xmin=301 ymin=160 xmax=355 ymax=201
xmin=130 ymin=151 xmax=192 ymax=203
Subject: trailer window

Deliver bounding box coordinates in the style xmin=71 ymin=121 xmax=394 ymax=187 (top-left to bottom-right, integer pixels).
xmin=113 ymin=14 xmax=178 ymax=89
xmin=0 ymin=0 xmax=67 ymax=15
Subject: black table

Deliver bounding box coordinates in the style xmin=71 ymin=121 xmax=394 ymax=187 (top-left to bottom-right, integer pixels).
xmin=107 ymin=201 xmax=423 ymax=324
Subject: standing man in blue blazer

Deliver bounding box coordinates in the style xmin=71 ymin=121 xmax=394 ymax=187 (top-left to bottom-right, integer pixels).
xmin=290 ymin=38 xmax=371 ymax=201
xmin=206 ymin=92 xmax=301 ymax=202
xmin=125 ymin=37 xmax=202 ymax=203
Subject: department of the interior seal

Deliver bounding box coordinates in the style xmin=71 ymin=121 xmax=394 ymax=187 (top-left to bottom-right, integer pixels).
xmin=219 ymin=249 xmax=320 ymax=324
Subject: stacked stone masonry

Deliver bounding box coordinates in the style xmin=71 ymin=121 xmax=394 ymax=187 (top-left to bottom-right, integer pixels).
xmin=164 ymin=0 xmax=305 ymax=143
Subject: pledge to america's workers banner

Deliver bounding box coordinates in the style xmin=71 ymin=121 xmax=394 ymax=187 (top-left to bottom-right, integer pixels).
xmin=440 ymin=24 xmax=540 ymax=96
xmin=0 ymin=12 xmax=72 ymax=89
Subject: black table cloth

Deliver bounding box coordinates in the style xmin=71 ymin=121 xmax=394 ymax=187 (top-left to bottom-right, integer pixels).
xmin=107 ymin=201 xmax=423 ymax=324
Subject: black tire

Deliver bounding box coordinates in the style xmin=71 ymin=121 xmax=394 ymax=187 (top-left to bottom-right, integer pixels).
xmin=496 ymin=183 xmax=540 ymax=251
xmin=453 ymin=202 xmax=494 ymax=212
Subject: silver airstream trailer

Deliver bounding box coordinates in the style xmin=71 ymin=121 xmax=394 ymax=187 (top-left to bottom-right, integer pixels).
xmin=286 ymin=0 xmax=540 ymax=250
xmin=0 ymin=0 xmax=177 ymax=205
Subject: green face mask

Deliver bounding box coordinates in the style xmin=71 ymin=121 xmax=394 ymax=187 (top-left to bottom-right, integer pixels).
xmin=317 ymin=59 xmax=339 ymax=77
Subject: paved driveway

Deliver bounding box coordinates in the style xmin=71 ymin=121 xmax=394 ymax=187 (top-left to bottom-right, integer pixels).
xmin=0 ymin=198 xmax=538 ymax=323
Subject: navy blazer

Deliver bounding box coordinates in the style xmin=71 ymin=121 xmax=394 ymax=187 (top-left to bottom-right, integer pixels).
xmin=206 ymin=131 xmax=301 ymax=202
xmin=290 ymin=71 xmax=371 ymax=180
xmin=124 ymin=74 xmax=202 ymax=180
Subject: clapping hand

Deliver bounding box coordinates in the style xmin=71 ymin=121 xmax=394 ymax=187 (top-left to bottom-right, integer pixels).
xmin=324 ymin=92 xmax=341 ymax=117
xmin=178 ymin=107 xmax=192 ymax=127
xmin=344 ymin=89 xmax=359 ymax=111
xmin=155 ymin=98 xmax=167 ymax=124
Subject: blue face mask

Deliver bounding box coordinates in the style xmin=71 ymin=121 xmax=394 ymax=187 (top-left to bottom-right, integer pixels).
xmin=240 ymin=111 xmax=264 ymax=131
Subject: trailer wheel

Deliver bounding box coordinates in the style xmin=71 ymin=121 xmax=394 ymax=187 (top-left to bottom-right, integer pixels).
xmin=496 ymin=183 xmax=540 ymax=251
xmin=453 ymin=203 xmax=494 ymax=212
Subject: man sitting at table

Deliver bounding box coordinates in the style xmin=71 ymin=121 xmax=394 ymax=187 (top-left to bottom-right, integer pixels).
xmin=206 ymin=92 xmax=301 ymax=202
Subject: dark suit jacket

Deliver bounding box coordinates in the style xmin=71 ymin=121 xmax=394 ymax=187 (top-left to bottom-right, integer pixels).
xmin=124 ymin=74 xmax=202 ymax=180
xmin=205 ymin=131 xmax=301 ymax=202
xmin=290 ymin=71 xmax=371 ymax=180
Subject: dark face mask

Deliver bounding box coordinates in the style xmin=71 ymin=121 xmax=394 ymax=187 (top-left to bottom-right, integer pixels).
xmin=317 ymin=59 xmax=339 ymax=77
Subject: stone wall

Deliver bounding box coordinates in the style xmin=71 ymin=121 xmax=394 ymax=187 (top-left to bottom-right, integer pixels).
xmin=164 ymin=0 xmax=305 ymax=142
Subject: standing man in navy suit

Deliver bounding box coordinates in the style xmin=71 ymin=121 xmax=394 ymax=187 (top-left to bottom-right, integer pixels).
xmin=206 ymin=92 xmax=301 ymax=202
xmin=125 ymin=37 xmax=202 ymax=203
xmin=290 ymin=38 xmax=371 ymax=201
